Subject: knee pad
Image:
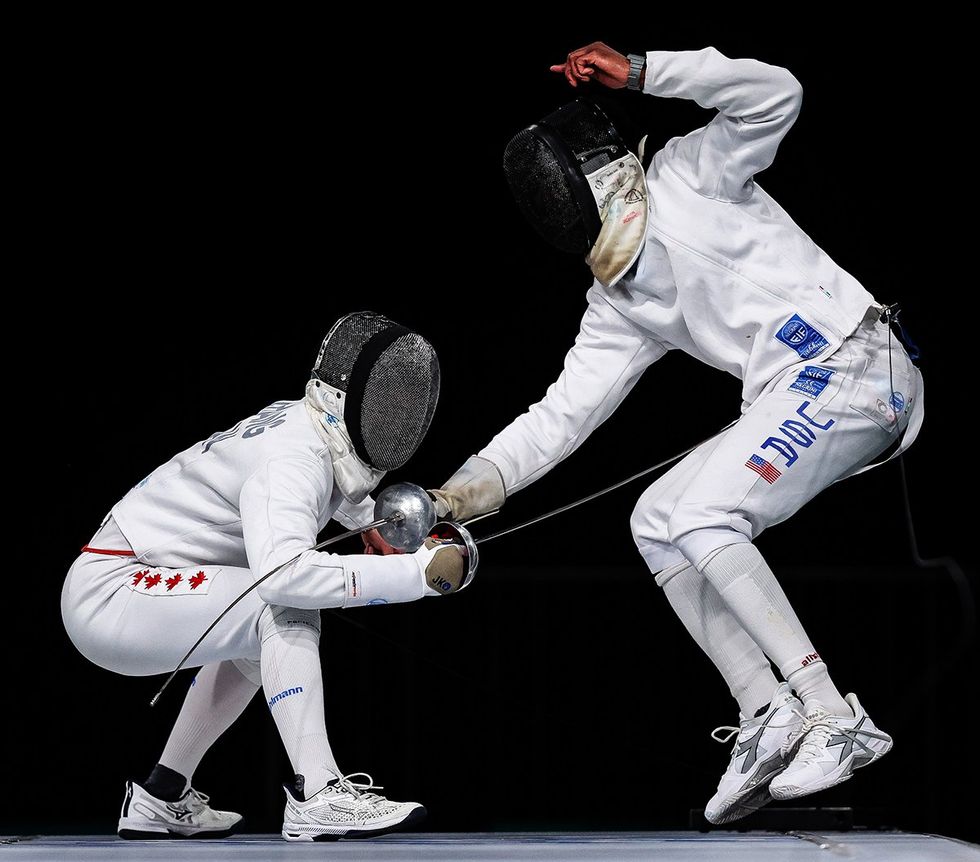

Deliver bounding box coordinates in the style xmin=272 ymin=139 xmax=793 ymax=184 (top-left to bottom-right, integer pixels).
xmin=257 ymin=605 xmax=321 ymax=644
xmin=654 ymin=560 xmax=693 ymax=588
xmin=629 ymin=496 xmax=659 ymax=549
xmin=666 ymin=504 xmax=751 ymax=571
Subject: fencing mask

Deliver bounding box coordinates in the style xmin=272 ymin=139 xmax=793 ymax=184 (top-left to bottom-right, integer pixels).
xmin=502 ymin=100 xmax=648 ymax=288
xmin=310 ymin=312 xmax=440 ymax=472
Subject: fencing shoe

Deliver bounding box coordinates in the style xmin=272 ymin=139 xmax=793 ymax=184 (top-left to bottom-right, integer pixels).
xmin=704 ymin=682 xmax=803 ymax=824
xmin=117 ymin=780 xmax=241 ymax=839
xmin=281 ymin=772 xmax=426 ymax=841
xmin=770 ymin=693 xmax=893 ymax=800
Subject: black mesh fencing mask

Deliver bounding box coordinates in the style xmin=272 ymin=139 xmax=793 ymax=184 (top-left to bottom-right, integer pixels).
xmin=312 ymin=312 xmax=440 ymax=471
xmin=502 ymin=100 xmax=630 ymax=254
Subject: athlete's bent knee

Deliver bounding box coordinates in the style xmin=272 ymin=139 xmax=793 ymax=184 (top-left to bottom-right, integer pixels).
xmin=257 ymin=605 xmax=321 ymax=644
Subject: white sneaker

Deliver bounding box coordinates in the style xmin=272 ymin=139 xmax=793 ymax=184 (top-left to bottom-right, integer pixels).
xmin=770 ymin=693 xmax=893 ymax=800
xmin=704 ymin=683 xmax=803 ymax=824
xmin=281 ymin=772 xmax=426 ymax=841
xmin=117 ymin=780 xmax=242 ymax=839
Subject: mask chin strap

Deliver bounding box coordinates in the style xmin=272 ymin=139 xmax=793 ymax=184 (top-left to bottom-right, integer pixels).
xmin=304 ymin=380 xmax=385 ymax=503
xmin=584 ymin=151 xmax=649 ymax=288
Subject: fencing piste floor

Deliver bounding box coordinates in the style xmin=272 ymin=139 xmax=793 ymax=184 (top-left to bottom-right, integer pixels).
xmin=2 ymin=832 xmax=978 ymax=861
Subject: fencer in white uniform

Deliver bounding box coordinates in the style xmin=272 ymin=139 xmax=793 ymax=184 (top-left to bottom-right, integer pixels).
xmin=62 ymin=312 xmax=467 ymax=841
xmin=433 ymin=45 xmax=924 ymax=823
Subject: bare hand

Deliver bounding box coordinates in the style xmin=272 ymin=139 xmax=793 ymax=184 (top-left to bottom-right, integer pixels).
xmin=362 ymin=528 xmax=404 ymax=556
xmin=549 ymin=42 xmax=630 ymax=89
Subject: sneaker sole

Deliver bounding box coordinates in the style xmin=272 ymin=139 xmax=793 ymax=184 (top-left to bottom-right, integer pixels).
xmin=118 ymin=826 xmax=240 ymax=840
xmin=770 ymin=739 xmax=893 ymax=801
xmin=282 ymin=805 xmax=426 ymax=842
xmin=705 ymin=751 xmax=787 ymax=825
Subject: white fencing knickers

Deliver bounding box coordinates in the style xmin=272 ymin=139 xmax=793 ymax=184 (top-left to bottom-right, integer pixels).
xmin=631 ymin=310 xmax=924 ymax=572
xmin=62 ymin=516 xmax=270 ymax=676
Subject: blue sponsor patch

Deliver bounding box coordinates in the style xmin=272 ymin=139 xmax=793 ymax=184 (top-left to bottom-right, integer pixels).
xmin=788 ymin=366 xmax=835 ymax=398
xmin=889 ymin=391 xmax=905 ymax=412
xmin=268 ymin=686 xmax=304 ymax=708
xmin=776 ymin=314 xmax=830 ymax=359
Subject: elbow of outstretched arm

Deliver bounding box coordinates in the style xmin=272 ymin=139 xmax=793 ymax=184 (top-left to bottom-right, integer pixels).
xmin=255 ymin=579 xmax=289 ymax=606
xmin=253 ymin=553 xmax=347 ymax=610
xmin=255 ymin=579 xmax=342 ymax=610
xmin=739 ymin=64 xmax=803 ymax=125
xmin=775 ymin=67 xmax=804 ymax=117
xmin=255 ymin=579 xmax=303 ymax=608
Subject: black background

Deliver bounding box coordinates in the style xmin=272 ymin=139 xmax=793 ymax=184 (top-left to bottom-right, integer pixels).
xmin=10 ymin=14 xmax=977 ymax=843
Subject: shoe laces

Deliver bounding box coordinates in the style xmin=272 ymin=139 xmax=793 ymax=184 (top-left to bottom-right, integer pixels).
xmin=181 ymin=788 xmax=210 ymax=813
xmin=788 ymin=708 xmax=890 ymax=764
xmin=710 ymin=698 xmax=798 ymax=759
xmin=710 ymin=693 xmax=798 ymax=745
xmin=710 ymin=724 xmax=747 ymax=767
xmin=790 ymin=708 xmax=834 ymax=762
xmin=333 ymin=773 xmax=386 ymax=806
xmin=710 ymin=725 xmax=741 ymax=745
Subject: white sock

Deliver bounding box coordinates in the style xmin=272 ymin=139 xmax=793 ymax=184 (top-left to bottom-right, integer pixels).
xmin=260 ymin=607 xmax=340 ymax=798
xmin=786 ymin=662 xmax=852 ymax=717
xmin=158 ymin=660 xmax=260 ymax=785
xmin=700 ymin=543 xmax=851 ymax=716
xmin=658 ymin=563 xmax=779 ymax=716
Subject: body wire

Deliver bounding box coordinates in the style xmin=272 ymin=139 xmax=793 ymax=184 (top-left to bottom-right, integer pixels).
xmin=149 ymin=516 xmax=397 ymax=706
xmin=474 ymin=423 xmax=734 ymax=545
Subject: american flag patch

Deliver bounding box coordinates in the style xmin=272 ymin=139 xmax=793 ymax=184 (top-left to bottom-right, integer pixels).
xmin=745 ymin=454 xmax=781 ymax=484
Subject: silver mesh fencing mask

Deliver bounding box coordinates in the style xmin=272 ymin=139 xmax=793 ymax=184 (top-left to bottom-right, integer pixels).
xmin=312 ymin=312 xmax=440 ymax=471
xmin=502 ymin=100 xmax=631 ymax=254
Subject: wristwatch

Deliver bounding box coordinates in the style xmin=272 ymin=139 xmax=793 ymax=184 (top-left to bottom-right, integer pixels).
xmin=626 ymin=53 xmax=646 ymax=91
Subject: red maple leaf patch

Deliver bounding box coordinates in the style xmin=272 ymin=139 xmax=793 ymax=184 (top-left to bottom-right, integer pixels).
xmin=131 ymin=569 xmax=149 ymax=586
xmin=189 ymin=571 xmax=207 ymax=590
xmin=143 ymin=573 xmax=162 ymax=590
xmin=165 ymin=573 xmax=183 ymax=591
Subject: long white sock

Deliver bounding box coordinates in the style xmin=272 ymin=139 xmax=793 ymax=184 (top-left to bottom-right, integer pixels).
xmin=260 ymin=607 xmax=340 ymax=799
xmin=658 ymin=563 xmax=779 ymax=716
xmin=700 ymin=543 xmax=851 ymax=716
xmin=158 ymin=660 xmax=260 ymax=786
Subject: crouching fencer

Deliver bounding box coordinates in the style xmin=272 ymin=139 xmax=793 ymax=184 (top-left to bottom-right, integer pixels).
xmin=432 ymin=44 xmax=923 ymax=823
xmin=61 ymin=313 xmax=468 ymax=841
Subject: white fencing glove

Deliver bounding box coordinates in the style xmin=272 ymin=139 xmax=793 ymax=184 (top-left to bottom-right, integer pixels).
xmin=429 ymin=456 xmax=506 ymax=521
xmin=413 ymin=538 xmax=473 ymax=595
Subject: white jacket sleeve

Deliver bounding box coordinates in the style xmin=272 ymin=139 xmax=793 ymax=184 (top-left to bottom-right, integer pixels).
xmin=478 ymin=287 xmax=667 ymax=494
xmin=645 ymin=47 xmax=803 ymax=201
xmin=332 ymin=495 xmax=377 ymax=531
xmin=240 ymin=458 xmax=418 ymax=609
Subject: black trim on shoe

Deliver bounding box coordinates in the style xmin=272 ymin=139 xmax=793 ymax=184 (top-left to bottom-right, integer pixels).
xmin=118 ymin=826 xmax=239 ymax=841
xmin=318 ymin=806 xmax=428 ymax=841
xmin=121 ymin=782 xmax=133 ymax=819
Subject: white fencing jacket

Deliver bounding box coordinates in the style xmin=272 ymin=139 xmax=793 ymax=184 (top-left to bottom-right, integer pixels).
xmin=111 ymin=400 xmax=418 ymax=608
xmin=481 ymin=47 xmax=879 ymax=494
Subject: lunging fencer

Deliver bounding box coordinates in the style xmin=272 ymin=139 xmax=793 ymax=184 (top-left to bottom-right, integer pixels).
xmin=61 ymin=313 xmax=469 ymax=841
xmin=431 ymin=44 xmax=923 ymax=823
